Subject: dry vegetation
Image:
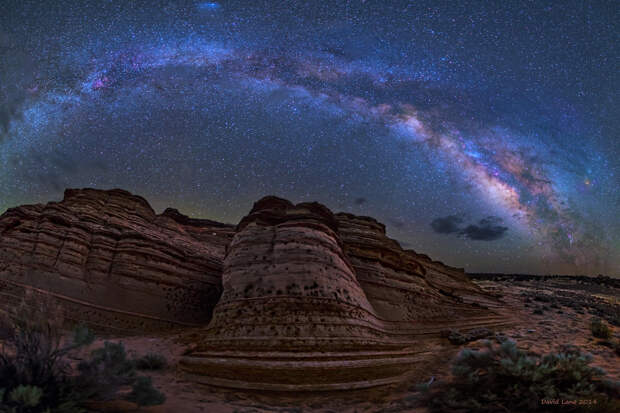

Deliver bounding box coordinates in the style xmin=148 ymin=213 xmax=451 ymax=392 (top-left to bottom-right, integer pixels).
xmin=0 ymin=294 xmax=166 ymax=412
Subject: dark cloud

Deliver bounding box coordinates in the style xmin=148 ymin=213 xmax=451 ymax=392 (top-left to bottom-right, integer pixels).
xmin=459 ymin=216 xmax=508 ymax=241
xmin=431 ymin=215 xmax=508 ymax=241
xmin=354 ymin=197 xmax=366 ymax=205
xmin=430 ymin=215 xmax=463 ymax=234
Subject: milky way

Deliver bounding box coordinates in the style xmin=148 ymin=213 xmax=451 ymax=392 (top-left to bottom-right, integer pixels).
xmin=1 ymin=0 xmax=618 ymax=275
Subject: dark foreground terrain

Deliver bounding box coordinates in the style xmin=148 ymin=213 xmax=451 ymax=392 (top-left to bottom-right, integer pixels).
xmin=36 ymin=275 xmax=615 ymax=413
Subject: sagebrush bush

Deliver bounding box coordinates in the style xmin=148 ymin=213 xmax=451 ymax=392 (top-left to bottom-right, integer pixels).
xmin=126 ymin=376 xmax=166 ymax=406
xmin=591 ymin=317 xmax=612 ymax=339
xmin=134 ymin=353 xmax=168 ymax=370
xmin=427 ymin=340 xmax=619 ymax=413
xmin=7 ymin=385 xmax=43 ymax=409
xmin=0 ymin=296 xmax=165 ymax=412
xmin=0 ymin=296 xmax=90 ymax=412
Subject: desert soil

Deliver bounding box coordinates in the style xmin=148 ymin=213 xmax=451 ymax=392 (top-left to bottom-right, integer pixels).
xmin=57 ymin=278 xmax=620 ymax=412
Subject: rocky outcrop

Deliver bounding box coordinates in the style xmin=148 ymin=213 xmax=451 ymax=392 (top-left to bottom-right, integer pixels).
xmin=1 ymin=190 xmax=512 ymax=390
xmin=0 ymin=188 xmax=234 ymax=333
xmin=336 ymin=213 xmax=503 ymax=321
xmin=197 ymin=196 xmax=379 ymax=351
xmin=180 ymin=197 xmax=511 ymax=390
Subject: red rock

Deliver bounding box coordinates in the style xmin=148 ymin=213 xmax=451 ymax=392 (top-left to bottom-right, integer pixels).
xmin=180 ymin=197 xmax=511 ymax=390
xmin=0 ymin=188 xmax=234 ymax=333
xmin=182 ymin=197 xmax=380 ymax=349
xmin=336 ymin=213 xmax=502 ymax=321
xmin=1 ymin=190 xmax=512 ymax=390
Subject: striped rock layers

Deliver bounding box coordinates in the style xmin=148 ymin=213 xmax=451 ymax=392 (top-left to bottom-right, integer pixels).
xmin=180 ymin=197 xmax=509 ymax=390
xmin=0 ymin=188 xmax=234 ymax=333
xmin=1 ymin=190 xmax=510 ymax=389
xmin=336 ymin=213 xmax=505 ymax=322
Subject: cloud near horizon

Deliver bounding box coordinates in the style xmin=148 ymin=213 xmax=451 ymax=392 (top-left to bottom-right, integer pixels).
xmin=431 ymin=215 xmax=509 ymax=241
xmin=430 ymin=215 xmax=464 ymax=234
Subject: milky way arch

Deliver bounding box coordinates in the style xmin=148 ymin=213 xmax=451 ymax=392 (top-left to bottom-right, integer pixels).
xmin=1 ymin=1 xmax=616 ymax=275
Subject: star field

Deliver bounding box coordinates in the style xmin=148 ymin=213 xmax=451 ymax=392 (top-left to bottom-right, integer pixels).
xmin=1 ymin=0 xmax=618 ymax=275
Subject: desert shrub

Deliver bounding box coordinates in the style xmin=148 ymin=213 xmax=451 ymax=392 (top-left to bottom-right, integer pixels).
xmin=441 ymin=328 xmax=492 ymax=345
xmin=0 ymin=296 xmax=92 ymax=412
xmin=591 ymin=318 xmax=612 ymax=339
xmin=125 ymin=376 xmax=165 ymax=406
xmin=75 ymin=341 xmax=166 ymax=407
xmin=134 ymin=353 xmax=168 ymax=370
xmin=0 ymin=297 xmax=165 ymax=412
xmin=75 ymin=341 xmax=137 ymax=401
xmin=428 ymin=340 xmax=619 ymax=412
xmin=6 ymin=385 xmax=43 ymax=411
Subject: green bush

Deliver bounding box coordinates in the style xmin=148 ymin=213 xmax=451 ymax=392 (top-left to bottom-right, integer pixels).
xmin=75 ymin=341 xmax=138 ymax=402
xmin=9 ymin=386 xmax=43 ymax=408
xmin=591 ymin=318 xmax=612 ymax=339
xmin=126 ymin=376 xmax=165 ymax=406
xmin=134 ymin=353 xmax=168 ymax=370
xmin=0 ymin=298 xmax=92 ymax=412
xmin=0 ymin=297 xmax=165 ymax=412
xmin=428 ymin=340 xmax=619 ymax=413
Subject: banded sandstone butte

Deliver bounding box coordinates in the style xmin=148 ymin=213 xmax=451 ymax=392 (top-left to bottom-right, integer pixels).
xmin=0 ymin=189 xmax=511 ymax=390
xmin=180 ymin=196 xmax=510 ymax=390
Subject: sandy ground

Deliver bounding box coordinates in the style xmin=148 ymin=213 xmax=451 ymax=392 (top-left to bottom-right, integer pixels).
xmin=7 ymin=279 xmax=619 ymax=412
xmin=477 ymin=279 xmax=619 ymax=382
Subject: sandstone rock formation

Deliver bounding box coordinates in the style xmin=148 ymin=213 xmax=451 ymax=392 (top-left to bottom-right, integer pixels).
xmin=336 ymin=213 xmax=504 ymax=322
xmin=0 ymin=188 xmax=234 ymax=333
xmin=1 ymin=189 xmax=511 ymax=390
xmin=181 ymin=197 xmax=409 ymax=389
xmin=180 ymin=196 xmax=510 ymax=390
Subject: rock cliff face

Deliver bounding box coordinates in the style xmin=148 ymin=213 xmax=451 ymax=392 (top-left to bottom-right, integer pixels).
xmin=180 ymin=197 xmax=510 ymax=390
xmin=193 ymin=197 xmax=380 ymax=350
xmin=0 ymin=188 xmax=234 ymax=333
xmin=1 ymin=190 xmax=511 ymax=390
xmin=336 ymin=213 xmax=501 ymax=322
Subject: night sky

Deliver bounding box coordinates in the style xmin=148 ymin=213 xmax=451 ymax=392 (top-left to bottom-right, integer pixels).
xmin=1 ymin=1 xmax=618 ymax=275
